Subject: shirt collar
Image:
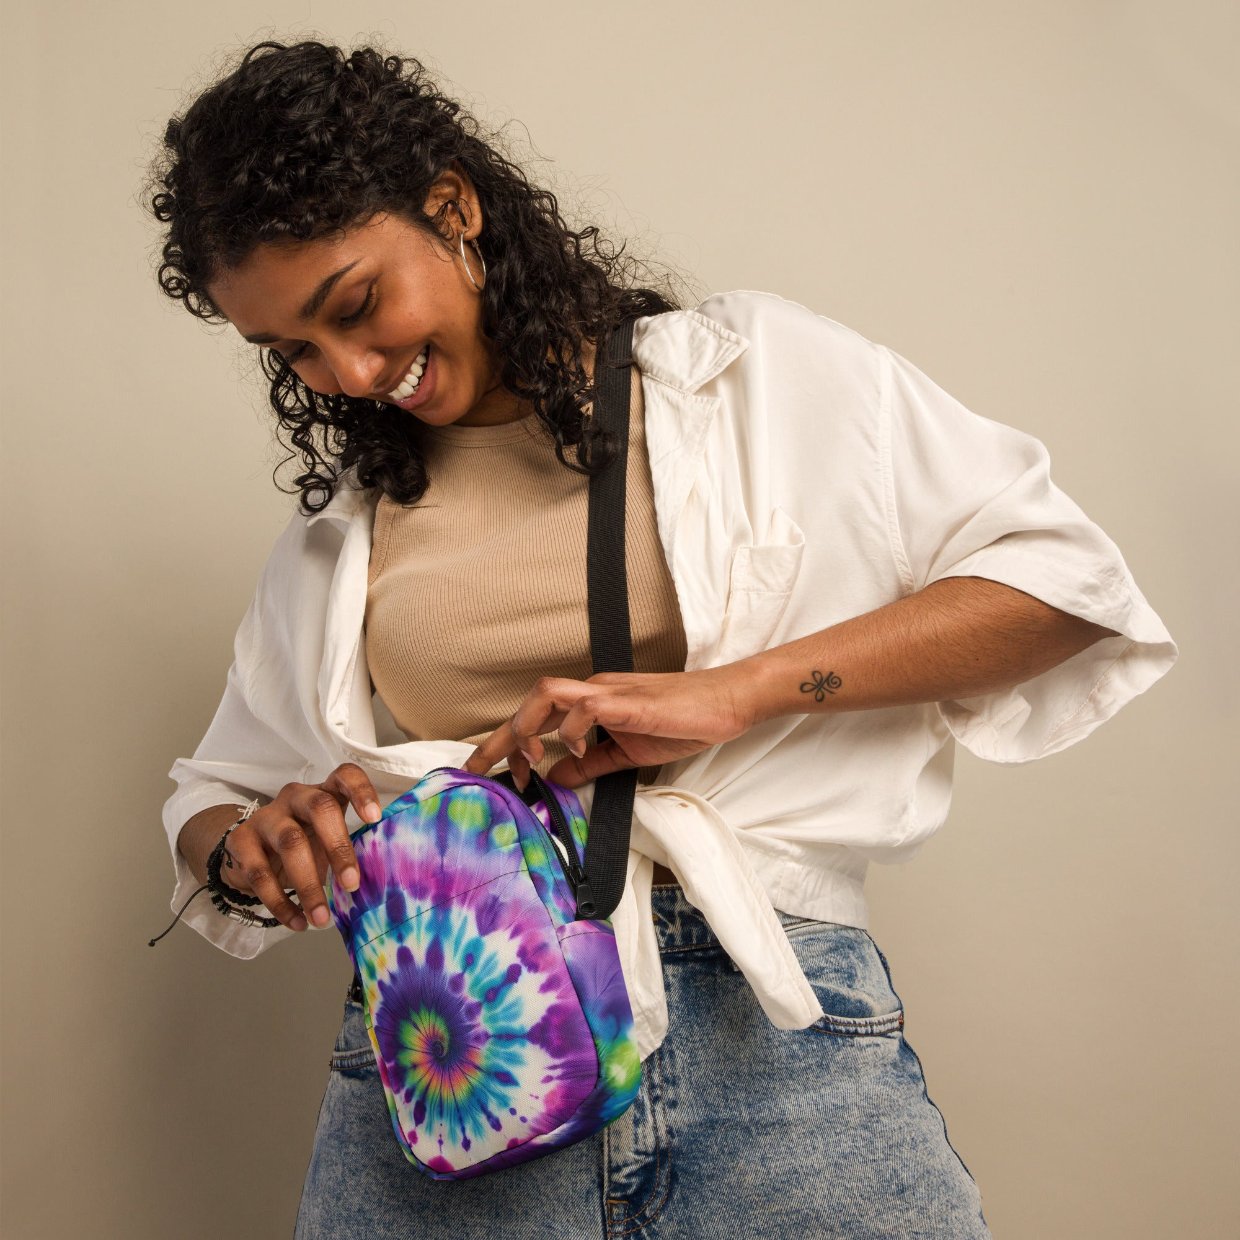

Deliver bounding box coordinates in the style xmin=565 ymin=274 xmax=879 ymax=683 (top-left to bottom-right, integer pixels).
xmin=630 ymin=306 xmax=748 ymax=393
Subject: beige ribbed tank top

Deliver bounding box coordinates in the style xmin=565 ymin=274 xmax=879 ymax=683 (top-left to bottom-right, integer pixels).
xmin=364 ymin=366 xmax=688 ymax=791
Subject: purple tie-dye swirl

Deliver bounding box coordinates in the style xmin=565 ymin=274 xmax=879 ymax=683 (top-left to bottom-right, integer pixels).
xmin=326 ymin=766 xmax=642 ymax=1180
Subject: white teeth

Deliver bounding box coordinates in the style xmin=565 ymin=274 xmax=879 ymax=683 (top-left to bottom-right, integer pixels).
xmin=389 ymin=348 xmax=430 ymax=401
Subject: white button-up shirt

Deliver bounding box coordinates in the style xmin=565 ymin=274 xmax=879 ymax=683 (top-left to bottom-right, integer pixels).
xmin=161 ymin=290 xmax=1177 ymax=1062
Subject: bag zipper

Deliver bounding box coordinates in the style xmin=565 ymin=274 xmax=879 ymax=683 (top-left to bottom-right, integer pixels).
xmin=537 ymin=818 xmax=587 ymax=892
xmin=542 ymin=824 xmax=573 ymax=872
xmin=527 ymin=773 xmax=596 ymax=918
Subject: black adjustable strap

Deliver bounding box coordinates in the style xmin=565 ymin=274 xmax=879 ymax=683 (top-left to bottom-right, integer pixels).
xmin=579 ymin=316 xmax=640 ymax=920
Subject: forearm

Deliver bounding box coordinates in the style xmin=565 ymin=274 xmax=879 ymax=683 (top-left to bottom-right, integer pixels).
xmin=177 ymin=804 xmax=247 ymax=886
xmin=738 ymin=575 xmax=1119 ymax=724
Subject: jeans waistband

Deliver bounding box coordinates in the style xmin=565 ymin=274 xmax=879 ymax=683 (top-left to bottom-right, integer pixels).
xmin=650 ymin=882 xmax=807 ymax=951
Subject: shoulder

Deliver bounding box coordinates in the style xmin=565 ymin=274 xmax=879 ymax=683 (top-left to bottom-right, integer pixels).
xmin=634 ymin=290 xmax=881 ymax=395
xmin=692 ymin=289 xmax=878 ymax=356
xmin=685 ymin=290 xmax=884 ymax=401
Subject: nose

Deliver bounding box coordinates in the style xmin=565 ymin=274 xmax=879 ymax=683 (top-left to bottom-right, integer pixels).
xmin=323 ymin=342 xmax=386 ymax=400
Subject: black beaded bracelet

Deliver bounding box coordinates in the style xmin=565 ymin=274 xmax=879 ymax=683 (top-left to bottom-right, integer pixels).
xmin=206 ymin=826 xmax=281 ymax=926
xmin=206 ymin=799 xmax=302 ymax=928
xmin=147 ymin=799 xmax=300 ymax=945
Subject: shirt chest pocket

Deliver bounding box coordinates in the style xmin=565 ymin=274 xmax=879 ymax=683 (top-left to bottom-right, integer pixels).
xmin=713 ymin=507 xmax=806 ymax=666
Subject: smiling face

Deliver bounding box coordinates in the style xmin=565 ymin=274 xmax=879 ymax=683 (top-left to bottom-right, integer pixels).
xmin=206 ymin=171 xmax=535 ymax=428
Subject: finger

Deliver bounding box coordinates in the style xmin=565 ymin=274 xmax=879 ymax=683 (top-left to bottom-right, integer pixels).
xmin=463 ymin=727 xmax=533 ymax=791
xmin=544 ymin=736 xmax=633 ymax=789
xmin=463 ymin=722 xmax=518 ymax=776
xmin=466 ymin=731 xmax=544 ymax=784
xmin=275 ymin=834 xmax=329 ymax=887
xmin=462 ymin=720 xmax=516 ymax=776
xmin=480 ymin=677 xmax=588 ymax=773
xmin=313 ymin=767 xmax=375 ymax=892
xmin=325 ymin=762 xmax=384 ymax=826
xmin=510 ymin=746 xmax=531 ymax=794
xmin=284 ymin=787 xmax=358 ymax=923
xmin=262 ymin=808 xmax=335 ymax=928
xmin=558 ymin=693 xmax=618 ymax=757
xmin=228 ymin=823 xmax=309 ymax=932
xmin=509 ymin=678 xmax=583 ymax=758
xmin=310 ymin=834 xmax=331 ymax=885
xmin=511 ymin=724 xmax=546 ymax=766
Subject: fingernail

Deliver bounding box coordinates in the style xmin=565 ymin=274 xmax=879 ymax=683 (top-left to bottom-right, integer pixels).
xmin=364 ymin=801 xmax=383 ymax=824
xmin=519 ymin=748 xmax=537 ymax=764
xmin=311 ymin=906 xmax=330 ymax=928
xmin=341 ymin=867 xmax=360 ymax=892
xmin=291 ymin=914 xmax=308 ymax=932
xmin=570 ymin=739 xmax=586 ymax=758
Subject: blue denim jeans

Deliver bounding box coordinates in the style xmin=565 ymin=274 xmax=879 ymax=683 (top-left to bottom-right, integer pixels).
xmin=295 ymin=884 xmax=990 ymax=1238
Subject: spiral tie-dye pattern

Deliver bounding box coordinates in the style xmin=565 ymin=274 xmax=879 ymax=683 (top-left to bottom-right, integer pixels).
xmin=327 ymin=766 xmax=642 ymax=1180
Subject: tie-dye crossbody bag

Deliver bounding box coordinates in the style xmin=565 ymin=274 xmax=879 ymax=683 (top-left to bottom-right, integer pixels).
xmin=325 ymin=315 xmax=651 ymax=1179
xmin=326 ymin=764 xmax=641 ymax=1179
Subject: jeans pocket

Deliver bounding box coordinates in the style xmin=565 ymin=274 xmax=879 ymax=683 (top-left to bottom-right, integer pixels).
xmin=329 ymin=999 xmax=378 ymax=1072
xmin=782 ymin=919 xmax=905 ymax=1038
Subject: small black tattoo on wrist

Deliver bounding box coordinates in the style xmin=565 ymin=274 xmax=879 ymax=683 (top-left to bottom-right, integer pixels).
xmin=800 ymin=670 xmax=842 ymax=702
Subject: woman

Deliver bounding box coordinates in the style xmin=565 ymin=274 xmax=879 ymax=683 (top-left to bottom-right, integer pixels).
xmin=149 ymin=40 xmax=1176 ymax=1238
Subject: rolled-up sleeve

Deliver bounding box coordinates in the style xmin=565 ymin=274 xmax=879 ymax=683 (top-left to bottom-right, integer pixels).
xmin=161 ymin=593 xmax=309 ymax=959
xmin=880 ymin=342 xmax=1177 ymax=762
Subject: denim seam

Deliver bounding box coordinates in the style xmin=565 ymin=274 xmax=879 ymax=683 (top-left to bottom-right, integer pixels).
xmin=330 ymin=1047 xmax=376 ymax=1071
xmin=656 ymin=941 xmax=720 ymax=955
xmin=294 ymin=1057 xmax=335 ymax=1238
xmin=808 ymin=1011 xmax=905 ymax=1037
xmin=607 ymin=1042 xmax=673 ymax=1235
xmin=780 ymin=920 xmax=854 ymax=941
xmin=861 ymin=928 xmax=984 ymax=1203
xmin=609 ymin=1140 xmax=671 ymax=1231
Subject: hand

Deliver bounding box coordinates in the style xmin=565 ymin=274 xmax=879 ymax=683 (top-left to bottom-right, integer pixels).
xmin=462 ymin=667 xmax=759 ymax=790
xmin=215 ymin=763 xmax=382 ymax=933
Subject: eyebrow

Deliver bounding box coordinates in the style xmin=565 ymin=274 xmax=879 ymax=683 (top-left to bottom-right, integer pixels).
xmin=242 ymin=259 xmax=363 ymax=344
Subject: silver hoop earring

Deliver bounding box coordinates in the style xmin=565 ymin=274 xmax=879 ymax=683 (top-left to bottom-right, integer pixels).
xmin=458 ymin=231 xmax=486 ymax=293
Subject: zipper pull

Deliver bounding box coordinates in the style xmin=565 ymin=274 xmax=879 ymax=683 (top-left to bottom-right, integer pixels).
xmin=573 ymin=877 xmax=597 ymax=919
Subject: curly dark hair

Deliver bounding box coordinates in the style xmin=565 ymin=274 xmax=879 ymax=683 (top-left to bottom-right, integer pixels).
xmin=146 ymin=39 xmax=686 ymax=513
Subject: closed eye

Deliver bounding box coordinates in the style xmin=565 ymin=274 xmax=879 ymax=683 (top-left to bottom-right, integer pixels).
xmin=339 ymin=283 xmax=376 ymax=327
xmin=275 ymin=283 xmax=376 ymax=366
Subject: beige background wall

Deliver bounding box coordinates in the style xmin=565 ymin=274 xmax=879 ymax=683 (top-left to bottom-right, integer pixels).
xmin=2 ymin=2 xmax=1235 ymax=1236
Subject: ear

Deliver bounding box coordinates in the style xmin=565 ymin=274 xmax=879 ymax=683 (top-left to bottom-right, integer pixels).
xmin=422 ymin=162 xmax=483 ymax=242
